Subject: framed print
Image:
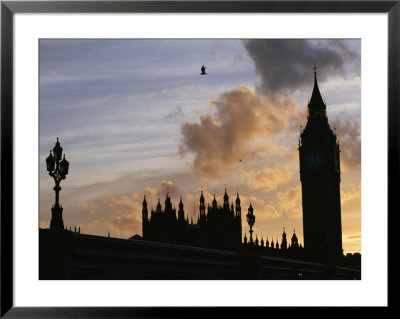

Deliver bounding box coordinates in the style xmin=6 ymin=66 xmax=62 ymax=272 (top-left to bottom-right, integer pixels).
xmin=1 ymin=0 xmax=396 ymax=316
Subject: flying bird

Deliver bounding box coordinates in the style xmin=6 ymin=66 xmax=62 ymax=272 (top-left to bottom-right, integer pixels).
xmin=200 ymin=65 xmax=207 ymax=75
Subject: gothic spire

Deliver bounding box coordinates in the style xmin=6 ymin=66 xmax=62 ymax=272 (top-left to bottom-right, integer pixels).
xmin=156 ymin=198 xmax=162 ymax=212
xmin=236 ymin=190 xmax=240 ymax=204
xmin=308 ymin=63 xmax=326 ymax=118
xmin=212 ymin=191 xmax=217 ymax=207
xmin=142 ymin=194 xmax=147 ymax=207
xmin=179 ymin=196 xmax=184 ymax=210
xmin=200 ymin=189 xmax=205 ymax=203
xmin=223 ymin=187 xmax=229 ymax=205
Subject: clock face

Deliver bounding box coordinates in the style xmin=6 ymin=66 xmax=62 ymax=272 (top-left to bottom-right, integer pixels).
xmin=306 ymin=150 xmax=323 ymax=169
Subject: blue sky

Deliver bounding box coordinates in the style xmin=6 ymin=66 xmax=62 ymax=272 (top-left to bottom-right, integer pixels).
xmin=39 ymin=39 xmax=361 ymax=253
xmin=40 ymin=40 xmax=255 ymax=180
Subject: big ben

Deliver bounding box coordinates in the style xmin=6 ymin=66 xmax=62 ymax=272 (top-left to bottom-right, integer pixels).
xmin=299 ymin=65 xmax=343 ymax=262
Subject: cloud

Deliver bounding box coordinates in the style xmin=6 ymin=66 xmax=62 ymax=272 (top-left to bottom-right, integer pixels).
xmin=276 ymin=185 xmax=302 ymax=219
xmin=179 ymin=40 xmax=360 ymax=179
xmin=83 ymin=220 xmax=108 ymax=237
xmin=103 ymin=180 xmax=184 ymax=237
xmin=62 ymin=180 xmax=190 ymax=239
xmin=39 ymin=220 xmax=50 ymax=229
xmin=75 ymin=194 xmax=143 ymax=237
xmin=331 ymin=116 xmax=361 ymax=169
xmin=107 ymin=214 xmax=142 ymax=237
xmin=179 ymin=86 xmax=299 ymax=177
xmin=156 ymin=180 xmax=182 ymax=199
xmin=76 ymin=202 xmax=97 ymax=214
xmin=345 ymin=234 xmax=361 ymax=240
xmin=232 ymin=53 xmax=244 ymax=65
xmin=102 ymin=194 xmax=141 ymax=216
xmin=341 ymin=183 xmax=361 ymax=207
xmin=243 ymin=39 xmax=360 ymax=98
xmin=247 ymin=167 xmax=292 ymax=192
xmin=257 ymin=204 xmax=282 ymax=220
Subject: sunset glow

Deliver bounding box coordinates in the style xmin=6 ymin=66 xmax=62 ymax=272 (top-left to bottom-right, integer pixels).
xmin=39 ymin=39 xmax=361 ymax=254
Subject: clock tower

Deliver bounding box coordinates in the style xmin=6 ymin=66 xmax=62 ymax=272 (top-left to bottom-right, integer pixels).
xmin=299 ymin=65 xmax=343 ymax=263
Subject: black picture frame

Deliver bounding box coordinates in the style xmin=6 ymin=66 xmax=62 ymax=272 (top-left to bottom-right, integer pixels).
xmin=1 ymin=1 xmax=395 ymax=317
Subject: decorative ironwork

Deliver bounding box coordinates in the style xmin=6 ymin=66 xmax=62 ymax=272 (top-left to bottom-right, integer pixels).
xmin=46 ymin=137 xmax=69 ymax=230
xmin=246 ymin=203 xmax=255 ymax=244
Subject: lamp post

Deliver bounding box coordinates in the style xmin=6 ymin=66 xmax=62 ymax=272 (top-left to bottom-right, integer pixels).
xmin=46 ymin=137 xmax=69 ymax=230
xmin=246 ymin=203 xmax=255 ymax=245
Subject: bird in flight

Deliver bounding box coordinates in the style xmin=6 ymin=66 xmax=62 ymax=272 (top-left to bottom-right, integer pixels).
xmin=201 ymin=65 xmax=207 ymax=75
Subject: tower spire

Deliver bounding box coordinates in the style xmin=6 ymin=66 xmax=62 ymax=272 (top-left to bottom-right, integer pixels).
xmin=223 ymin=186 xmax=229 ymax=208
xmin=212 ymin=190 xmax=217 ymax=208
xmin=308 ymin=63 xmax=326 ymax=118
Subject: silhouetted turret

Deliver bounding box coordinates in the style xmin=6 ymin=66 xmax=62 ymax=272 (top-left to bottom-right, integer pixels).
xmin=281 ymin=227 xmax=287 ymax=250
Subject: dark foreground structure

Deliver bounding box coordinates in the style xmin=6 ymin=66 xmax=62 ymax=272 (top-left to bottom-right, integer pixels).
xmin=39 ymin=228 xmax=360 ymax=280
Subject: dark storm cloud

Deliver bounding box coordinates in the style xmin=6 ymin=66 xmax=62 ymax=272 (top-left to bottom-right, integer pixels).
xmin=243 ymin=39 xmax=360 ymax=97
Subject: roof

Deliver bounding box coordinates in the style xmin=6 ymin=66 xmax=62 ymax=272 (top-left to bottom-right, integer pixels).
xmin=129 ymin=234 xmax=143 ymax=240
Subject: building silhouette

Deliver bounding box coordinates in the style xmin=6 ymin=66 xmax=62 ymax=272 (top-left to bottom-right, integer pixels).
xmin=299 ymin=66 xmax=343 ymax=263
xmin=142 ymin=189 xmax=242 ymax=250
xmin=141 ymin=187 xmax=308 ymax=260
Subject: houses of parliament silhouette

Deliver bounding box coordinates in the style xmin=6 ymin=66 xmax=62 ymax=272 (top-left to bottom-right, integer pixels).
xmin=40 ymin=67 xmax=360 ymax=279
xmin=142 ymin=189 xmax=242 ymax=250
xmin=141 ymin=189 xmax=303 ymax=258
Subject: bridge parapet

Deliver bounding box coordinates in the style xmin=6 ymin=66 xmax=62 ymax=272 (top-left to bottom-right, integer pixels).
xmin=39 ymin=229 xmax=360 ymax=280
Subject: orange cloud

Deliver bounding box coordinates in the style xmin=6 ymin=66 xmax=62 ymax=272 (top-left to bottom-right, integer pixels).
xmin=102 ymin=195 xmax=141 ymax=216
xmin=83 ymin=220 xmax=109 ymax=237
xmin=76 ymin=202 xmax=97 ymax=214
xmin=341 ymin=183 xmax=361 ymax=207
xmin=179 ymin=85 xmax=300 ymax=178
xmin=331 ymin=116 xmax=361 ymax=170
xmin=67 ymin=180 xmax=201 ymax=239
xmin=39 ymin=220 xmax=50 ymax=229
xmin=247 ymin=167 xmax=292 ymax=192
xmin=276 ymin=185 xmax=302 ymax=219
xmin=257 ymin=204 xmax=281 ymax=220
xmin=107 ymin=214 xmax=142 ymax=238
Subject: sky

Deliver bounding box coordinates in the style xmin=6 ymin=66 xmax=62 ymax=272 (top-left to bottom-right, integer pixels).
xmin=39 ymin=39 xmax=361 ymax=254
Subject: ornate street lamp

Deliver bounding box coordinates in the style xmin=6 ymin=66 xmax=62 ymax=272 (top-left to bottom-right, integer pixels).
xmin=246 ymin=203 xmax=255 ymax=244
xmin=46 ymin=137 xmax=69 ymax=230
